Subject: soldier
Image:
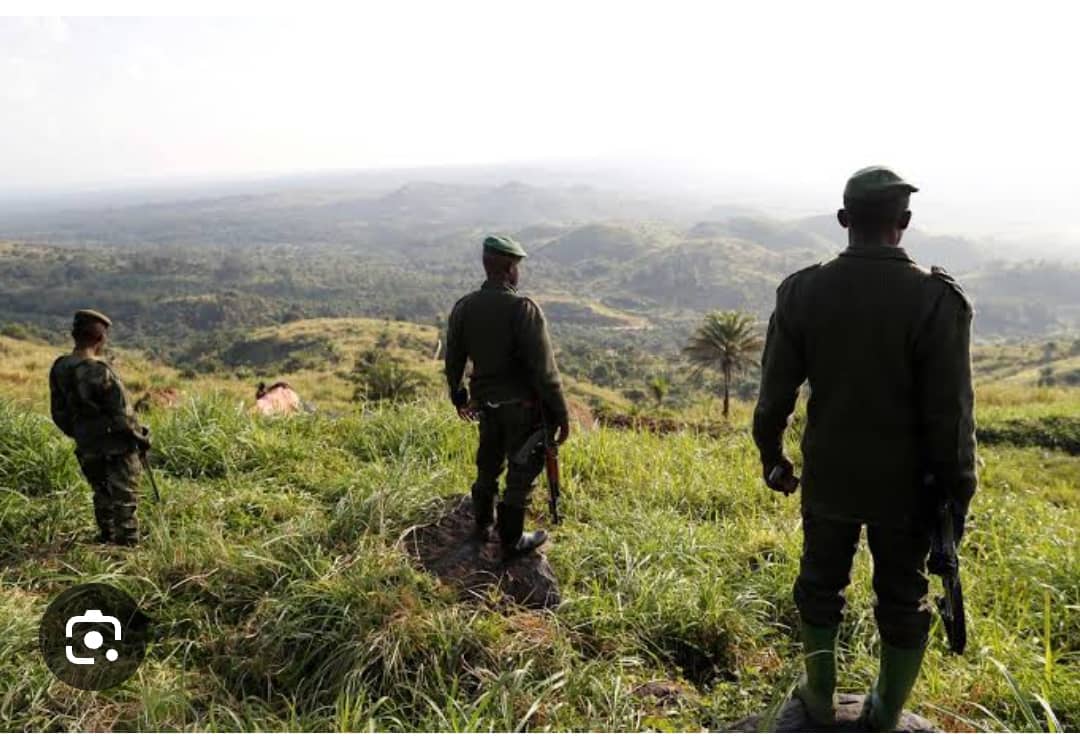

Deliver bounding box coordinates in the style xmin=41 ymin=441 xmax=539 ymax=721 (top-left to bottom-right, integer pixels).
xmin=445 ymin=235 xmax=571 ymax=556
xmin=49 ymin=310 xmax=151 ymax=546
xmin=752 ymin=167 xmax=977 ymax=730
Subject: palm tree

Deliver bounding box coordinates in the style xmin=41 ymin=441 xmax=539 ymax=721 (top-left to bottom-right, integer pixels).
xmin=683 ymin=310 xmax=763 ymax=418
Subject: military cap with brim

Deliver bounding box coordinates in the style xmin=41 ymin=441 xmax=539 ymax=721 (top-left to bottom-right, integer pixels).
xmin=73 ymin=309 xmax=112 ymax=328
xmin=483 ymin=235 xmax=528 ymax=259
xmin=844 ymin=166 xmax=919 ymax=204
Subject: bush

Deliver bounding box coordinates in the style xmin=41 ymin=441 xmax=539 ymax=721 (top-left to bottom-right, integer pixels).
xmin=351 ymin=349 xmax=429 ymax=403
xmin=0 ymin=400 xmax=81 ymax=496
xmin=978 ymin=415 xmax=1080 ymax=454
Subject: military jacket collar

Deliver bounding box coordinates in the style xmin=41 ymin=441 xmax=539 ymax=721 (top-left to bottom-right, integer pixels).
xmin=481 ymin=279 xmax=518 ymax=293
xmin=839 ymin=244 xmax=914 ymax=263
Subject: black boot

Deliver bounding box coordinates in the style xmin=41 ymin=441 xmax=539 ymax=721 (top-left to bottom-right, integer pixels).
xmin=497 ymin=503 xmax=547 ymax=558
xmin=471 ymin=483 xmax=496 ymax=542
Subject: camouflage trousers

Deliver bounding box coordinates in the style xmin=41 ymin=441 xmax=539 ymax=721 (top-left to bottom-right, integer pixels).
xmin=76 ymin=451 xmax=141 ymax=545
xmin=794 ymin=513 xmax=932 ymax=649
xmin=472 ymin=402 xmax=546 ymax=523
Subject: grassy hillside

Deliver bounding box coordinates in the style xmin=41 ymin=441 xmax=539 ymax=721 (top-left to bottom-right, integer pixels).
xmin=0 ymin=332 xmax=1077 ymax=731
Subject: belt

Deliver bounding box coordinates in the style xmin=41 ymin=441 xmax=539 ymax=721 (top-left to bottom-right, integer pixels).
xmin=482 ymin=398 xmax=537 ymax=409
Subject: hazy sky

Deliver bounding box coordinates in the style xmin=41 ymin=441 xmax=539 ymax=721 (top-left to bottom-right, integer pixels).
xmin=2 ymin=5 xmax=1078 ymax=234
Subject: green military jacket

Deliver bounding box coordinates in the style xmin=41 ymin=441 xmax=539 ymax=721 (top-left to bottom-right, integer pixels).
xmin=49 ymin=354 xmax=145 ymax=457
xmin=752 ymin=243 xmax=977 ymax=528
xmin=445 ymin=280 xmax=569 ymax=424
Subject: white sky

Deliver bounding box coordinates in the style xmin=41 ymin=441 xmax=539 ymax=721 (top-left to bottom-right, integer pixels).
xmin=2 ymin=4 xmax=1079 ymax=234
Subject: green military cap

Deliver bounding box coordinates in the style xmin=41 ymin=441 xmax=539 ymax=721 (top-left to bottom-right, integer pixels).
xmin=843 ymin=166 xmax=919 ymax=205
xmin=483 ymin=234 xmax=528 ymax=259
xmin=73 ymin=309 xmax=112 ymax=328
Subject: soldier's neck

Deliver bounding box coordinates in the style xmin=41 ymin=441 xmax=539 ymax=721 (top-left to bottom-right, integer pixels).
xmin=483 ymin=277 xmax=517 ymax=291
xmin=848 ymin=231 xmax=902 ymax=249
xmin=73 ymin=346 xmax=100 ymax=360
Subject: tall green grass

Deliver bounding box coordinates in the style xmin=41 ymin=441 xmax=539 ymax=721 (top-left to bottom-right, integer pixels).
xmin=1 ymin=395 xmax=1076 ymax=730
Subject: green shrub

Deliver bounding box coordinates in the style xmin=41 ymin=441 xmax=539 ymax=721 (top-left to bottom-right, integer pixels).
xmin=0 ymin=400 xmax=81 ymax=496
xmin=978 ymin=415 xmax=1080 ymax=454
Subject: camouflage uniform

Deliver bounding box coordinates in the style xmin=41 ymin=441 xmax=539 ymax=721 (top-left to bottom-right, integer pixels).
xmin=752 ymin=167 xmax=977 ymax=728
xmin=445 ymin=237 xmax=569 ymax=548
xmin=49 ymin=315 xmax=147 ymax=545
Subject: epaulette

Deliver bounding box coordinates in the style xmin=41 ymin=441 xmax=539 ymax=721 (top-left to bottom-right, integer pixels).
xmin=777 ymin=262 xmax=821 ymax=292
xmin=517 ymin=295 xmax=544 ymax=316
xmin=930 ymin=265 xmax=973 ymax=312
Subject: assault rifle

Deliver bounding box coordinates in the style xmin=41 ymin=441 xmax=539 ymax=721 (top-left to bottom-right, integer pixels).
xmin=138 ymin=450 xmax=162 ymax=502
xmin=134 ymin=428 xmax=161 ymax=502
xmin=928 ymin=499 xmax=966 ymax=654
xmin=511 ymin=412 xmax=561 ymax=525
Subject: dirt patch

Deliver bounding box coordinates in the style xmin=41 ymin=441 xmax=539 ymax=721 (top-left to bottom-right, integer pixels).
xmin=567 ymin=398 xmax=596 ymax=429
xmin=134 ymin=387 xmax=183 ymax=413
xmin=631 ymin=679 xmax=693 ymax=707
xmin=400 ymin=495 xmax=560 ymax=610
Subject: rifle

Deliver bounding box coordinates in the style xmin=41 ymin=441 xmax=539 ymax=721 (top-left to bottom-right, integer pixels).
xmin=511 ymin=411 xmax=562 ymax=525
xmin=928 ymin=499 xmax=966 ymax=654
xmin=139 ymin=450 xmax=162 ymax=503
xmin=542 ymin=415 xmax=561 ymax=525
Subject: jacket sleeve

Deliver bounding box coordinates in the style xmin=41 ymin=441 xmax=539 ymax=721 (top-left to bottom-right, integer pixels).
xmin=444 ymin=299 xmax=468 ymax=403
xmin=914 ymin=283 xmax=978 ymax=512
xmin=515 ymin=298 xmax=569 ymax=425
xmin=752 ymin=287 xmax=806 ymax=468
xmin=49 ymin=361 xmax=75 ymax=438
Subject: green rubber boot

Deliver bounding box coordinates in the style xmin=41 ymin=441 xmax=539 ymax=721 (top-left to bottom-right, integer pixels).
xmin=796 ymin=622 xmax=839 ymax=726
xmin=862 ymin=641 xmax=926 ymax=731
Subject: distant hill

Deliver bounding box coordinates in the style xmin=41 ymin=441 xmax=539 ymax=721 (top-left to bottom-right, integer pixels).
xmin=1 ymin=175 xmax=1079 ymax=342
xmin=534 ymin=223 xmax=662 ymax=265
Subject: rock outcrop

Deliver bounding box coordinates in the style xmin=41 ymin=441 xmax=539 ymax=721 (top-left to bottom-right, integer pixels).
xmin=728 ymin=693 xmax=935 ymax=732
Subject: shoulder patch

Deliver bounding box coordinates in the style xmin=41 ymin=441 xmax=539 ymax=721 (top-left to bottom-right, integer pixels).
xmin=930 ymin=265 xmax=973 ymax=312
xmin=777 ymin=262 xmax=821 ymax=292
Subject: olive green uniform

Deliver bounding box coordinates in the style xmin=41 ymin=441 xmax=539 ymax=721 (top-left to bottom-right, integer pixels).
xmin=445 ymin=280 xmax=569 ymax=526
xmin=49 ymin=354 xmax=146 ymax=544
xmin=752 ymin=244 xmax=977 ymax=648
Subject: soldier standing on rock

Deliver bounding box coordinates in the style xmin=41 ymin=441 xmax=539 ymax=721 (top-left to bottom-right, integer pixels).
xmin=49 ymin=310 xmax=151 ymax=546
xmin=445 ymin=235 xmax=571 ymax=557
xmin=752 ymin=167 xmax=977 ymax=730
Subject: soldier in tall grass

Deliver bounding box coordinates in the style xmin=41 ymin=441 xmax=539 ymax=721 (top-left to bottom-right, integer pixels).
xmin=753 ymin=167 xmax=978 ymax=730
xmin=48 ymin=310 xmax=151 ymax=546
xmin=445 ymin=235 xmax=571 ymax=557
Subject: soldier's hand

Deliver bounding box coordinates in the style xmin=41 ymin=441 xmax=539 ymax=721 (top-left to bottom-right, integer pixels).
xmin=554 ymin=420 xmax=571 ymax=446
xmin=457 ymin=401 xmax=480 ymax=422
xmin=135 ymin=426 xmax=152 ymax=452
xmin=764 ymin=457 xmax=799 ymax=495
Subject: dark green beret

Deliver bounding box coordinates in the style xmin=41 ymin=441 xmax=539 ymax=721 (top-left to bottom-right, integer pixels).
xmin=483 ymin=235 xmax=528 ymax=259
xmin=843 ymin=166 xmax=919 ymax=205
xmin=73 ymin=309 xmax=112 ymax=329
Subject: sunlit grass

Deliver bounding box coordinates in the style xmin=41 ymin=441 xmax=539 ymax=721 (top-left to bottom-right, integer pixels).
xmin=1 ymin=385 xmax=1076 ymax=731
xmin=1 ymin=330 xmax=1077 ymax=730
